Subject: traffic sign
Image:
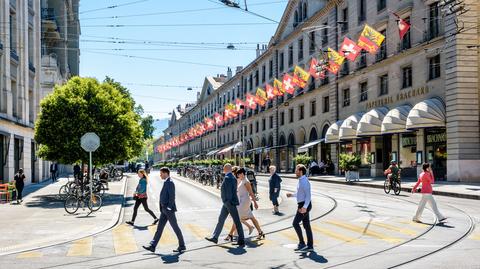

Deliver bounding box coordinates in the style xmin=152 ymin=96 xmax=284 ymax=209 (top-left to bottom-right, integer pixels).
xmin=81 ymin=132 xmax=100 ymax=152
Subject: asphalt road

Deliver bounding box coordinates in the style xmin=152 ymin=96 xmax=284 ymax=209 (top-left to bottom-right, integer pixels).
xmin=1 ymin=170 xmax=479 ymax=269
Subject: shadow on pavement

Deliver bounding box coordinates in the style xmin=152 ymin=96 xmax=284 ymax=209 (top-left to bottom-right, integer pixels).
xmin=299 ymin=251 xmax=328 ymax=263
xmin=22 ymin=193 xmax=125 ymax=209
xmin=159 ymin=253 xmax=182 ymax=264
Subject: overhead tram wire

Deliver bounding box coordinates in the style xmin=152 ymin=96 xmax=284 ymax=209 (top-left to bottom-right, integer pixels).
xmin=79 ymin=0 xmax=151 ymax=15
xmin=207 ymin=0 xmax=279 ymax=23
xmin=81 ymin=22 xmax=277 ymax=28
xmin=122 ymin=83 xmax=201 ymax=89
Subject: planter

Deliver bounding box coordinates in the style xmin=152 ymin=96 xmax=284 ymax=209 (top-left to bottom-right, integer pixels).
xmin=345 ymin=170 xmax=359 ymax=182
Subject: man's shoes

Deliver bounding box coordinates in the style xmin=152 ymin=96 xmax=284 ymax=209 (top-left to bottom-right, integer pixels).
xmin=294 ymin=243 xmax=306 ymax=251
xmin=173 ymin=246 xmax=186 ymax=253
xmin=298 ymin=245 xmax=314 ymax=252
xmin=232 ymin=241 xmax=245 ymax=247
xmin=142 ymin=245 xmax=155 ymax=253
xmin=204 ymin=237 xmax=218 ymax=244
xmin=439 ymin=217 xmax=448 ymax=222
xmin=126 ymin=221 xmax=134 ymax=226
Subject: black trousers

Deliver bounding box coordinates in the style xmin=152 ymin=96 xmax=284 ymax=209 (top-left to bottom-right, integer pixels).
xmin=131 ymin=197 xmax=157 ymax=222
xmin=15 ymin=184 xmax=24 ymax=200
xmin=151 ymin=207 xmax=185 ymax=249
xmin=212 ymin=203 xmax=244 ymax=242
xmin=292 ymin=202 xmax=313 ymax=248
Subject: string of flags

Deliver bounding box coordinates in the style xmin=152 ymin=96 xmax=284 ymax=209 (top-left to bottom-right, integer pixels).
xmin=156 ymin=20 xmax=411 ymax=153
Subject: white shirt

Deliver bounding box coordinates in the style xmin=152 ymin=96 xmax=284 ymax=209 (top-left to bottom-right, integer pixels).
xmin=292 ymin=175 xmax=311 ymax=209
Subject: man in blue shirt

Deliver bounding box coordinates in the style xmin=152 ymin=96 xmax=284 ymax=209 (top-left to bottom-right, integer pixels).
xmin=287 ymin=164 xmax=313 ymax=252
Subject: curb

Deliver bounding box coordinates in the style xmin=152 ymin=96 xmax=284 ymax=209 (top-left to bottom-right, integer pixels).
xmin=0 ymin=174 xmax=131 ymax=257
xmin=257 ymin=174 xmax=480 ymax=200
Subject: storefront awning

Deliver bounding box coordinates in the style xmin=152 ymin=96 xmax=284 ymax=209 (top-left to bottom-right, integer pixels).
xmin=406 ymin=98 xmax=445 ymax=130
xmin=297 ymin=139 xmax=324 ymax=153
xmin=179 ymin=156 xmax=193 ymax=162
xmin=246 ymin=147 xmax=265 ymax=154
xmin=357 ymin=107 xmax=389 ymax=136
xmin=233 ymin=141 xmax=243 ymax=153
xmin=206 ymin=149 xmax=220 ymax=156
xmin=339 ymin=112 xmax=364 ymax=140
xmin=381 ymin=105 xmax=412 ymax=134
xmin=217 ymin=144 xmax=236 ymax=154
xmin=325 ymin=120 xmax=343 ymax=143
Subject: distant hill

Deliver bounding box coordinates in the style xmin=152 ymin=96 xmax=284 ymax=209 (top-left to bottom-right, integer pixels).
xmin=152 ymin=118 xmax=169 ymax=138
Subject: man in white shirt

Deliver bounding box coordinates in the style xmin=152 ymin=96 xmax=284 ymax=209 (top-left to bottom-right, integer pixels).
xmin=287 ymin=164 xmax=313 ymax=252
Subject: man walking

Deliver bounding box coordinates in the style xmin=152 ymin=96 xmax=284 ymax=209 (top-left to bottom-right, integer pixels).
xmin=143 ymin=167 xmax=186 ymax=253
xmin=50 ymin=162 xmax=58 ymax=183
xmin=268 ymin=165 xmax=282 ymax=215
xmin=205 ymin=164 xmax=245 ymax=247
xmin=287 ymin=164 xmax=314 ymax=252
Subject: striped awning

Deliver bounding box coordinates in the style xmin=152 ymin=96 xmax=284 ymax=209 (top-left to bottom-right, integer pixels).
xmin=325 ymin=120 xmax=343 ymax=143
xmin=339 ymin=112 xmax=364 ymax=140
xmin=381 ymin=105 xmax=412 ymax=134
xmin=406 ymin=98 xmax=446 ymax=130
xmin=357 ymin=107 xmax=389 ymax=136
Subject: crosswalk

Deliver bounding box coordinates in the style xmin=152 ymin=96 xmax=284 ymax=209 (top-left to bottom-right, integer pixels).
xmin=14 ymin=217 xmax=451 ymax=259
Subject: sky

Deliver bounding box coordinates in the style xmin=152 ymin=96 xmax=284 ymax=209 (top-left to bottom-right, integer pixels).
xmin=79 ymin=0 xmax=288 ymax=122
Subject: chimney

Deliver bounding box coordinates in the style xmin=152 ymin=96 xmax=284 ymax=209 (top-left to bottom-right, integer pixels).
xmin=256 ymin=44 xmax=260 ymax=58
xmin=227 ymin=67 xmax=232 ymax=79
xmin=236 ymin=66 xmax=243 ymax=74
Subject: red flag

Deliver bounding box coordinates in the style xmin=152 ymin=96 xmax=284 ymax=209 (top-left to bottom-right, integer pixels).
xmin=273 ymin=79 xmax=284 ymax=96
xmin=204 ymin=117 xmax=215 ymax=130
xmin=246 ymin=93 xmax=257 ymax=110
xmin=265 ymin=84 xmax=275 ymax=100
xmin=224 ymin=103 xmax=238 ymax=119
xmin=283 ymin=73 xmax=295 ymax=95
xmin=395 ymin=14 xmax=410 ymax=40
xmin=213 ymin=112 xmax=224 ymax=126
xmin=339 ymin=37 xmax=361 ymax=61
xmin=235 ymin=99 xmax=245 ymax=114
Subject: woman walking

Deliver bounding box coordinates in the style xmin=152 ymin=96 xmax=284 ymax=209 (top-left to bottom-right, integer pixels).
xmin=412 ymin=163 xmax=447 ymax=223
xmin=225 ymin=168 xmax=265 ymax=241
xmin=126 ymin=169 xmax=159 ymax=226
xmin=14 ymin=168 xmax=26 ymax=204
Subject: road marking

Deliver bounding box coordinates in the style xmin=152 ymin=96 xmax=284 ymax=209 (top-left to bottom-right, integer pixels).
xmin=325 ymin=220 xmax=403 ymax=243
xmin=279 ymin=229 xmax=299 ymax=242
xmin=112 ymin=224 xmax=138 ymax=255
xmin=311 ymin=224 xmax=365 ymax=244
xmin=470 ymin=233 xmax=480 ymax=240
xmin=398 ymin=220 xmax=432 ymax=228
xmin=67 ymin=237 xmax=93 ymax=257
xmin=17 ymin=251 xmax=43 ymax=259
xmin=148 ymin=225 xmax=177 ymax=245
xmin=184 ymin=223 xmax=210 ymax=240
xmin=363 ymin=221 xmax=418 ymax=236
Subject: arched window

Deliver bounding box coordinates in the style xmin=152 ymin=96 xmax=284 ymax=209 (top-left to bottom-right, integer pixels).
xmin=288 ymin=133 xmax=295 ymax=146
xmin=309 ymin=127 xmax=318 ymax=142
xmin=268 ymin=134 xmax=274 ymax=148
xmin=294 ymin=11 xmax=299 ymax=26
xmin=321 ymin=124 xmax=330 ymax=139
xmin=279 ymin=135 xmax=286 ymax=146
xmin=303 ymin=2 xmax=308 ymax=20
xmin=298 ymin=3 xmax=303 ymax=21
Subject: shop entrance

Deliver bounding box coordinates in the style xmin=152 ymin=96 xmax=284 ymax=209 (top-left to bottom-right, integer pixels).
xmin=425 ymin=129 xmax=447 ymax=180
xmin=382 ymin=134 xmax=392 ymax=170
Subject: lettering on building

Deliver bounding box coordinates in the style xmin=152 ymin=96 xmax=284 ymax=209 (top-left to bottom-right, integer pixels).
xmin=366 ymin=86 xmax=430 ymax=110
xmin=427 ymin=132 xmax=447 ymax=144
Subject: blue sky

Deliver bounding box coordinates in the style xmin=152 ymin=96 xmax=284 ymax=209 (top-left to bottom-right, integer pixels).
xmin=79 ymin=0 xmax=288 ymax=121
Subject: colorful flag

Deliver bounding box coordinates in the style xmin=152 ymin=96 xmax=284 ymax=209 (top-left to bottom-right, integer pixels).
xmin=256 ymin=88 xmax=268 ymax=107
xmin=246 ymin=93 xmax=257 ymax=110
xmin=235 ymin=99 xmax=245 ymax=114
xmin=326 ymin=47 xmax=345 ymax=74
xmin=204 ymin=117 xmax=215 ymax=130
xmin=357 ymin=24 xmax=385 ymax=54
xmin=282 ymin=73 xmax=295 ymax=95
xmin=224 ymin=103 xmax=238 ymax=119
xmin=293 ymin=66 xmax=310 ymax=88
xmin=273 ymin=79 xmax=284 ymax=96
xmin=309 ymin=57 xmax=326 ymax=79
xmin=393 ymin=13 xmax=411 ymax=40
xmin=213 ymin=112 xmax=224 ymax=126
xmin=339 ymin=37 xmax=362 ymax=61
xmin=265 ymin=84 xmax=275 ymax=100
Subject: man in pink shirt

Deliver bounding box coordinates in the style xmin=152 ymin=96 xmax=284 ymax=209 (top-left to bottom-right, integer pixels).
xmin=411 ymin=163 xmax=447 ymax=223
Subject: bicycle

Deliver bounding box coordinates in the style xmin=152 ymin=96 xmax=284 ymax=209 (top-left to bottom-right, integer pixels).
xmin=384 ymin=175 xmax=401 ymax=195
xmin=64 ymin=189 xmax=103 ymax=215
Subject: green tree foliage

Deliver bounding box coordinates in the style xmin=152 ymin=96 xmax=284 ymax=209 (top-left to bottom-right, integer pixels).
xmin=339 ymin=153 xmax=361 ymax=171
xmin=35 ymin=77 xmax=144 ymax=164
xmin=294 ymin=154 xmax=312 ymax=166
xmin=140 ymin=115 xmax=155 ymax=139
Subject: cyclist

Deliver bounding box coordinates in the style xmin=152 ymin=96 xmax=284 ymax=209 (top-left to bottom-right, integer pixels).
xmin=384 ymin=160 xmax=400 ymax=187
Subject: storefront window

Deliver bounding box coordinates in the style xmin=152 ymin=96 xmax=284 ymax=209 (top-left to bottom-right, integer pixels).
xmin=400 ymin=133 xmax=418 ymax=178
xmin=356 ymin=139 xmax=371 ymax=165
xmin=425 ymin=128 xmax=447 ymax=180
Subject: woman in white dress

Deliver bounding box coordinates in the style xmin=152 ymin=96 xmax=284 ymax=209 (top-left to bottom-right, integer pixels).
xmin=225 ymin=168 xmax=265 ymax=241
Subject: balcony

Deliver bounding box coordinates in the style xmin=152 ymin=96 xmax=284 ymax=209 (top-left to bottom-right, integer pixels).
xmin=340 ymin=63 xmax=350 ymax=77
xmin=376 ymin=49 xmax=387 ymax=62
xmin=10 ymin=50 xmax=19 ymax=62
xmin=28 ymin=62 xmax=35 ymax=73
xmin=357 ymin=57 xmax=367 ymax=70
xmin=0 ymin=42 xmax=3 ymax=52
xmin=41 ymin=8 xmax=61 ymax=40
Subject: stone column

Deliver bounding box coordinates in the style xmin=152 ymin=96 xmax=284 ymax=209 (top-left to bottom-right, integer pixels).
xmin=416 ymin=129 xmax=425 ymax=178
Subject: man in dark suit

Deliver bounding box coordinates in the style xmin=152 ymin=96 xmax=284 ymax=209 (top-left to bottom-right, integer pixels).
xmin=205 ymin=164 xmax=245 ymax=247
xmin=268 ymin=165 xmax=282 ymax=215
xmin=143 ymin=167 xmax=186 ymax=253
xmin=50 ymin=162 xmax=58 ymax=183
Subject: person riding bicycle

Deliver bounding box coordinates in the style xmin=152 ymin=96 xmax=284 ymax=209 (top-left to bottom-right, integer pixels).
xmin=384 ymin=160 xmax=400 ymax=187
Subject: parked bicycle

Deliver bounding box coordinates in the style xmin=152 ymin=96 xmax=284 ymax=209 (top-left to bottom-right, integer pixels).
xmin=64 ymin=189 xmax=102 ymax=214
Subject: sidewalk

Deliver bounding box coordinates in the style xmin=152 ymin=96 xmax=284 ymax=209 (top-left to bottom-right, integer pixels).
xmin=0 ymin=174 xmax=130 ymax=256
xmin=256 ymin=173 xmax=480 ymax=200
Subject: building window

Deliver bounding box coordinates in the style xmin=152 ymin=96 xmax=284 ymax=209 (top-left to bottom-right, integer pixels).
xmin=279 ymin=52 xmax=285 ymax=71
xmin=262 ymin=118 xmax=266 ymax=131
xmin=280 ymin=111 xmax=285 ymax=126
xmin=379 ymin=74 xmax=388 ymax=96
xmin=428 ymin=3 xmax=440 ymax=40
xmin=289 ymin=108 xmax=294 ymax=123
xmin=310 ymin=100 xmax=316 ymax=117
xmin=402 ymin=66 xmax=412 ymax=88
xmin=302 ymin=2 xmax=307 ymax=20
xmin=288 ymin=44 xmax=293 ymax=67
xmin=309 ymin=31 xmax=316 ymax=54
xmin=320 ymin=76 xmax=329 ymax=86
xmin=400 ymin=17 xmax=411 ymax=50
xmin=358 ymin=0 xmax=366 ymax=24
xmin=376 ymin=29 xmax=387 ymax=61
xmin=255 ymin=69 xmax=259 ymax=86
xmin=269 ymin=116 xmax=273 ymax=128
xmin=299 ymin=105 xmax=304 ymax=120
xmin=359 ymin=81 xmax=368 ymax=102
xmin=341 ymin=7 xmax=348 ymax=34
xmin=357 ymin=51 xmax=367 ymax=69
xmin=322 ymin=25 xmax=328 ymax=46
xmin=294 ymin=10 xmax=299 ymax=28
xmin=377 ymin=0 xmax=386 ymax=12
xmin=249 ymin=74 xmax=253 ymax=90
xmin=298 ymin=38 xmax=304 ymax=61
xmin=343 ymin=88 xmax=350 ymax=107
xmin=250 ymin=123 xmax=253 ymax=135
xmin=261 ymin=65 xmax=266 ymax=83
xmin=340 ymin=62 xmax=349 ymax=77
xmin=255 ymin=121 xmax=259 ymax=133
xmin=269 ymin=59 xmax=273 ymax=78
xmin=429 ymin=55 xmax=441 ymax=80
xmin=323 ymin=96 xmax=330 ymax=113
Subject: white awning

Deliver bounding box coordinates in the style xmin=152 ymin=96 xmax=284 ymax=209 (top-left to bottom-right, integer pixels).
xmin=297 ymin=139 xmax=324 ymax=153
xmin=206 ymin=149 xmax=220 ymax=156
xmin=179 ymin=156 xmax=193 ymax=162
xmin=325 ymin=120 xmax=343 ymax=143
xmin=339 ymin=112 xmax=364 ymax=140
xmin=357 ymin=107 xmax=389 ymax=136
xmin=217 ymin=144 xmax=235 ymax=154
xmin=406 ymin=98 xmax=446 ymax=130
xmin=233 ymin=141 xmax=243 ymax=153
xmin=381 ymin=105 xmax=412 ymax=134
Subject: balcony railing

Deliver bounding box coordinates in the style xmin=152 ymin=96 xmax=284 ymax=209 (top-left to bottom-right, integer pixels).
xmin=10 ymin=50 xmax=19 ymax=61
xmin=0 ymin=43 xmax=3 ymax=51
xmin=357 ymin=57 xmax=367 ymax=70
xmin=376 ymin=49 xmax=387 ymax=62
xmin=28 ymin=62 xmax=35 ymax=73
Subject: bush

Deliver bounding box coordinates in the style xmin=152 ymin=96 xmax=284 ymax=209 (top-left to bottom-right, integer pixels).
xmin=242 ymin=157 xmax=252 ymax=166
xmin=339 ymin=153 xmax=361 ymax=171
xmin=294 ymin=154 xmax=312 ymax=166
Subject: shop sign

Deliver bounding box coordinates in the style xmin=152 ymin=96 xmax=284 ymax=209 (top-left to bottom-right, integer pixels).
xmin=402 ymin=136 xmax=417 ymax=147
xmin=366 ymin=86 xmax=430 ymax=110
xmin=427 ymin=132 xmax=447 ymax=144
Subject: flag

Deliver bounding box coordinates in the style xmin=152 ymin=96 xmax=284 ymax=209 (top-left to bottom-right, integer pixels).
xmin=204 ymin=117 xmax=215 ymax=130
xmin=282 ymin=73 xmax=295 ymax=95
xmin=339 ymin=37 xmax=362 ymax=61
xmin=246 ymin=93 xmax=257 ymax=110
xmin=265 ymin=84 xmax=275 ymax=100
xmin=213 ymin=112 xmax=224 ymax=126
xmin=326 ymin=47 xmax=345 ymax=74
xmin=357 ymin=24 xmax=385 ymax=54
xmin=273 ymin=79 xmax=284 ymax=96
xmin=309 ymin=57 xmax=327 ymax=79
xmin=393 ymin=13 xmax=410 ymax=40
xmin=293 ymin=66 xmax=310 ymax=88
xmin=256 ymin=88 xmax=267 ymax=107
xmin=224 ymin=103 xmax=238 ymax=119
xmin=235 ymin=99 xmax=245 ymax=114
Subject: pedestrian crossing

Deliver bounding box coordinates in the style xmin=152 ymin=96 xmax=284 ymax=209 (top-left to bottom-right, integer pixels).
xmin=14 ymin=218 xmax=438 ymax=259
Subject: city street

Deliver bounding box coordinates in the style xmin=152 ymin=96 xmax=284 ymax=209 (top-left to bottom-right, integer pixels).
xmin=1 ymin=171 xmax=478 ymax=269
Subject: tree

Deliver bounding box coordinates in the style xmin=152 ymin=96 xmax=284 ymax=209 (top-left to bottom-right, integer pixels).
xmin=35 ymin=76 xmax=144 ymax=165
xmin=141 ymin=115 xmax=155 ymax=139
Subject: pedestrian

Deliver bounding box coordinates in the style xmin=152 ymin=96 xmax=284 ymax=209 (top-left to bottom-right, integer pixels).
xmin=269 ymin=165 xmax=282 ymax=215
xmin=13 ymin=168 xmax=26 ymax=204
xmin=126 ymin=169 xmax=159 ymax=226
xmin=50 ymin=162 xmax=58 ymax=183
xmin=73 ymin=163 xmax=81 ymax=181
xmin=264 ymin=156 xmax=271 ymax=173
xmin=205 ymin=164 xmax=245 ymax=247
xmin=225 ymin=168 xmax=265 ymax=241
xmin=143 ymin=167 xmax=186 ymax=253
xmin=145 ymin=160 xmax=150 ymax=174
xmin=412 ymin=163 xmax=447 ymax=223
xmin=286 ymin=164 xmax=314 ymax=252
